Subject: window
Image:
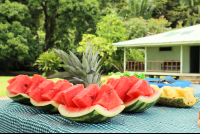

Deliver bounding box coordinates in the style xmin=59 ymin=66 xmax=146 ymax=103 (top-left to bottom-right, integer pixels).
xmin=159 ymin=47 xmax=172 ymax=51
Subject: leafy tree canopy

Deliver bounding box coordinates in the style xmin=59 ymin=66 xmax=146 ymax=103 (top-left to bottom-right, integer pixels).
xmin=0 ymin=0 xmax=43 ymax=71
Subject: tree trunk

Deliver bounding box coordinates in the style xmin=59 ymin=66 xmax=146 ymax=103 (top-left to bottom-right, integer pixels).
xmin=41 ymin=2 xmax=57 ymax=51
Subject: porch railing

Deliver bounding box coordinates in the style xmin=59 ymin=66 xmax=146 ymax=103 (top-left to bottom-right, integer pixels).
xmin=126 ymin=60 xmax=180 ymax=72
xmin=126 ymin=61 xmax=144 ymax=72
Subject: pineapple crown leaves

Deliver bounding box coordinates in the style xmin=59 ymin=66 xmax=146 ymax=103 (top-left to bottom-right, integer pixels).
xmin=69 ymin=50 xmax=82 ymax=68
xmin=53 ymin=42 xmax=103 ymax=87
xmin=82 ymin=54 xmax=91 ymax=73
xmin=53 ymin=48 xmax=72 ymax=65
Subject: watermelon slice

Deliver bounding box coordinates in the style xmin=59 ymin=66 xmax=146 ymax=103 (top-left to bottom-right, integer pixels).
xmin=129 ymin=76 xmax=139 ymax=88
xmin=53 ymin=89 xmax=68 ymax=105
xmin=129 ymin=75 xmax=138 ymax=81
xmin=7 ymin=75 xmax=32 ymax=94
xmin=106 ymin=76 xmax=161 ymax=113
xmin=30 ymin=99 xmax=60 ymax=114
xmin=124 ymin=90 xmax=161 ymax=113
xmin=58 ymin=104 xmax=125 ymax=123
xmin=52 ymin=82 xmax=73 ymax=105
xmin=127 ymin=79 xmax=153 ymax=98
xmin=72 ymin=84 xmax=100 ymax=108
xmin=58 ymin=83 xmax=125 ymax=123
xmin=110 ymin=78 xmax=121 ymax=89
xmin=106 ymin=78 xmax=114 ymax=84
xmin=7 ymin=76 xmax=18 ymax=84
xmin=62 ymin=84 xmax=84 ymax=107
xmin=114 ymin=76 xmax=131 ymax=102
xmin=93 ymin=84 xmax=123 ymax=110
xmin=42 ymin=80 xmax=72 ymax=101
xmin=25 ymin=74 xmax=46 ymax=95
xmin=123 ymin=79 xmax=161 ymax=113
xmin=29 ymin=80 xmax=55 ymax=102
xmin=6 ymin=75 xmax=32 ymax=105
xmin=30 ymin=80 xmax=73 ymax=114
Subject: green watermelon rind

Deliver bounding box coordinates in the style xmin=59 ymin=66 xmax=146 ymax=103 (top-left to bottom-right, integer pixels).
xmin=58 ymin=104 xmax=125 ymax=123
xmin=156 ymin=96 xmax=199 ymax=108
xmin=6 ymin=90 xmax=31 ymax=105
xmin=30 ymin=98 xmax=60 ymax=114
xmin=123 ymin=90 xmax=162 ymax=113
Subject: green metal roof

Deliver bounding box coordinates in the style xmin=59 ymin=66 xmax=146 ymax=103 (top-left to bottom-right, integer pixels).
xmin=113 ymin=24 xmax=200 ymax=47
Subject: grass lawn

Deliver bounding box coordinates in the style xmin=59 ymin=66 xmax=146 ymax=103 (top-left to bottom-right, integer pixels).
xmin=0 ymin=77 xmax=13 ymax=97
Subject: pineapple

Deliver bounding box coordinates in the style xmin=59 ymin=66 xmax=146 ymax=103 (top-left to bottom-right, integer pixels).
xmin=175 ymin=88 xmax=196 ymax=104
xmin=184 ymin=87 xmax=195 ymax=94
xmin=150 ymin=85 xmax=160 ymax=90
xmin=48 ymin=42 xmax=103 ymax=87
xmin=157 ymin=86 xmax=199 ymax=107
xmin=161 ymin=86 xmax=181 ymax=97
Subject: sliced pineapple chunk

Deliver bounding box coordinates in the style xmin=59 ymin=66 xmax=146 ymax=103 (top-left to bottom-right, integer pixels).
xmin=175 ymin=88 xmax=196 ymax=105
xmin=161 ymin=86 xmax=181 ymax=97
xmin=108 ymin=75 xmax=121 ymax=79
xmin=184 ymin=87 xmax=195 ymax=94
xmin=101 ymin=78 xmax=107 ymax=85
xmin=150 ymin=85 xmax=160 ymax=90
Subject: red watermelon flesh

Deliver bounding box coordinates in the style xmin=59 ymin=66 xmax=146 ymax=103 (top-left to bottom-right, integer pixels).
xmin=129 ymin=75 xmax=138 ymax=81
xmin=62 ymin=84 xmax=84 ymax=107
xmin=63 ymin=79 xmax=72 ymax=85
xmin=125 ymin=88 xmax=160 ymax=103
xmin=151 ymin=87 xmax=156 ymax=93
xmin=42 ymin=80 xmax=72 ymax=101
xmin=106 ymin=78 xmax=114 ymax=84
xmin=52 ymin=85 xmax=72 ymax=105
xmin=25 ymin=74 xmax=46 ymax=95
xmin=110 ymin=79 xmax=121 ymax=89
xmin=7 ymin=75 xmax=32 ymax=94
xmin=40 ymin=80 xmax=55 ymax=94
xmin=124 ymin=95 xmax=134 ymax=103
xmin=127 ymin=79 xmax=153 ymax=99
xmin=7 ymin=76 xmax=18 ymax=84
xmin=55 ymin=80 xmax=63 ymax=85
xmin=129 ymin=76 xmax=139 ymax=88
xmin=93 ymin=84 xmax=123 ymax=110
xmin=114 ymin=76 xmax=131 ymax=102
xmin=126 ymin=88 xmax=145 ymax=101
xmin=72 ymin=84 xmax=100 ymax=108
xmin=29 ymin=80 xmax=55 ymax=102
xmin=29 ymin=89 xmax=43 ymax=102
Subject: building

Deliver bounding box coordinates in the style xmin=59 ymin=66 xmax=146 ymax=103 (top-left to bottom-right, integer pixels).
xmin=112 ymin=24 xmax=200 ymax=82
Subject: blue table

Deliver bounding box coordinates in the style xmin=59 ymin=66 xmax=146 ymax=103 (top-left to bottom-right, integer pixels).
xmin=1 ymin=85 xmax=200 ymax=133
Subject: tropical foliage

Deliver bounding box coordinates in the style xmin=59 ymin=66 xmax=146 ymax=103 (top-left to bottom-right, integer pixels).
xmin=119 ymin=0 xmax=158 ymax=20
xmin=0 ymin=0 xmax=43 ymax=71
xmin=78 ymin=14 xmax=128 ymax=72
xmin=33 ymin=49 xmax=62 ymax=77
xmin=0 ymin=0 xmax=199 ymax=73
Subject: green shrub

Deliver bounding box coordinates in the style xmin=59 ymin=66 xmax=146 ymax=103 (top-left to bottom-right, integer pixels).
xmin=33 ymin=49 xmax=62 ymax=77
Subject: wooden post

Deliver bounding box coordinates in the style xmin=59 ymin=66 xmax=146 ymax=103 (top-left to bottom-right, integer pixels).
xmin=145 ymin=47 xmax=147 ymax=72
xmin=131 ymin=61 xmax=132 ymax=71
xmin=124 ymin=47 xmax=126 ymax=73
xmin=180 ymin=45 xmax=183 ymax=73
xmin=134 ymin=61 xmax=136 ymax=71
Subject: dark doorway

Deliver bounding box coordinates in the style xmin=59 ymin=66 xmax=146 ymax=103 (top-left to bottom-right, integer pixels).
xmin=190 ymin=46 xmax=199 ymax=73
